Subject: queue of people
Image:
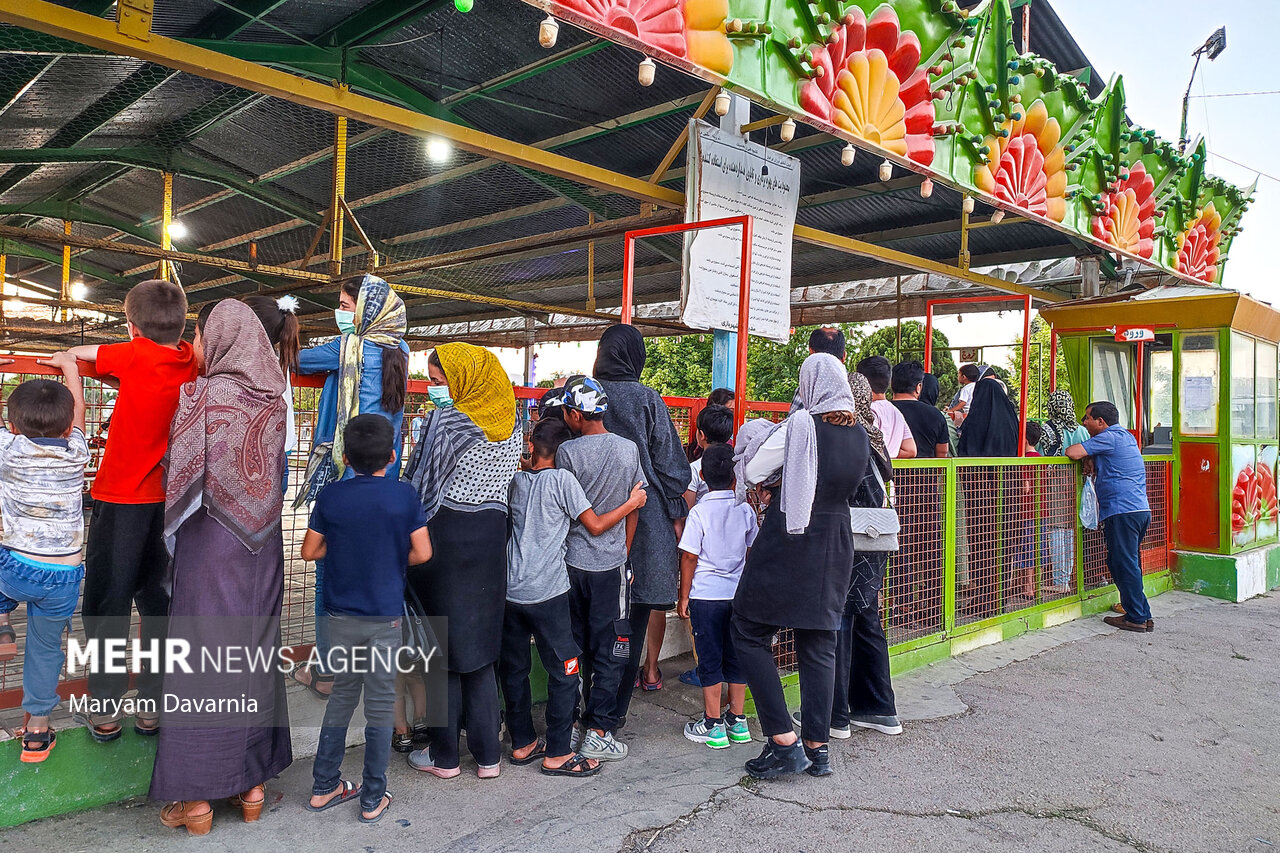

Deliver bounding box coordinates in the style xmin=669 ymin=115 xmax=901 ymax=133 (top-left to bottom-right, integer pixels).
xmin=0 ymin=289 xmax=1156 ymax=830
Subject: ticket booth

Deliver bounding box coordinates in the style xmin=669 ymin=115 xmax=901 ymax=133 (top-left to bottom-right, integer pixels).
xmin=1041 ymin=286 xmax=1280 ymax=602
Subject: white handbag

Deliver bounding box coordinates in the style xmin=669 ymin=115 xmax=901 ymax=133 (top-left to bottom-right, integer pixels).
xmin=849 ymin=461 xmax=900 ymax=552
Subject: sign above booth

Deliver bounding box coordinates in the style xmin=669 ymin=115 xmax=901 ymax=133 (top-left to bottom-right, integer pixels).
xmin=530 ymin=0 xmax=1254 ymax=285
xmin=1112 ymin=326 xmax=1155 ymax=343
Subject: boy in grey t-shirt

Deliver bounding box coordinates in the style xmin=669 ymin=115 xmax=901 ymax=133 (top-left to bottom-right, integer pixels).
xmin=500 ymin=418 xmax=645 ymax=776
xmin=554 ymin=377 xmax=646 ymax=762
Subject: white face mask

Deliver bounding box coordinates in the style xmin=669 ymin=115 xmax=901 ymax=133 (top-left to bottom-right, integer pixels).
xmin=334 ymin=309 xmax=357 ymax=335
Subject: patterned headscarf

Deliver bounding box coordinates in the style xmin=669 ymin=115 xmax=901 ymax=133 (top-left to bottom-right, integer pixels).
xmin=1040 ymin=389 xmax=1080 ymax=456
xmin=333 ymin=274 xmax=406 ymax=477
xmin=777 ymin=354 xmax=857 ymax=534
xmin=165 ymin=300 xmax=287 ymax=553
xmin=849 ymin=371 xmax=890 ymax=471
xmin=434 ymin=342 xmax=517 ymax=442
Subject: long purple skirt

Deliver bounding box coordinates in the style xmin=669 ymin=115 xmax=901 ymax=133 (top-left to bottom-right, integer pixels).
xmin=149 ymin=509 xmax=293 ymax=801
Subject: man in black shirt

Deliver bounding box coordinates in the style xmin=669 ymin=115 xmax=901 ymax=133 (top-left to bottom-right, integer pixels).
xmin=890 ymin=362 xmax=949 ymax=458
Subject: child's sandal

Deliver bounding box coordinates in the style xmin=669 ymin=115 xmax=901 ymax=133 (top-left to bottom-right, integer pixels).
xmin=73 ymin=711 xmax=123 ymax=743
xmin=19 ymin=726 xmax=55 ymax=764
xmin=392 ymin=731 xmax=415 ymax=753
xmin=0 ymin=625 xmax=17 ymax=662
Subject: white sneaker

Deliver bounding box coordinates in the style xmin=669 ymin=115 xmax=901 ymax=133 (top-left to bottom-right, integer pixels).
xmin=791 ymin=709 xmax=851 ymax=739
xmin=578 ymin=730 xmax=628 ymax=761
xmin=569 ymin=725 xmax=585 ymax=752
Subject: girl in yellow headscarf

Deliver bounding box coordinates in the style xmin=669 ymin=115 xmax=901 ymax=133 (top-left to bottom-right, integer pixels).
xmin=403 ymin=342 xmax=521 ymax=779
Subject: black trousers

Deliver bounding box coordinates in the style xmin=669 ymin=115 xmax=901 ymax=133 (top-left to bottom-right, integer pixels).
xmin=731 ymin=613 xmax=837 ymax=744
xmin=498 ymin=595 xmax=581 ymax=758
xmin=614 ymin=601 xmax=663 ymax=723
xmin=428 ymin=664 xmax=501 ymax=769
xmin=82 ymin=501 xmax=170 ymax=704
xmin=568 ymin=565 xmax=628 ymax=734
xmin=833 ymin=554 xmax=897 ymax=725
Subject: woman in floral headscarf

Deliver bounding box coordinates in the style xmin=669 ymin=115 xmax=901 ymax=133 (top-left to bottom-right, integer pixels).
xmin=1039 ymin=389 xmax=1089 ymax=457
xmin=292 ymin=274 xmax=409 ymax=697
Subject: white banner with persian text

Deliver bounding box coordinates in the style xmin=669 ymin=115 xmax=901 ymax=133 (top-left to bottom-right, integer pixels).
xmin=680 ymin=120 xmax=800 ymax=343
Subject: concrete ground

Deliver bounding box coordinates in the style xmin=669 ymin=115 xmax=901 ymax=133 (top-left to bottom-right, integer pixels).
xmin=2 ymin=591 xmax=1277 ymax=853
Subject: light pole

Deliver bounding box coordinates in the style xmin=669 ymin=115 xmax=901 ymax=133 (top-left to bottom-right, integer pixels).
xmin=1179 ymin=26 xmax=1227 ymax=154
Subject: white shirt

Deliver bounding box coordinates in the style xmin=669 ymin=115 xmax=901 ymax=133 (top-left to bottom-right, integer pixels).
xmin=283 ymin=374 xmax=297 ymax=455
xmin=686 ymin=458 xmax=708 ymax=502
xmin=957 ymin=381 xmax=975 ymax=413
xmin=677 ymin=491 xmax=759 ymax=600
xmin=871 ymin=399 xmax=913 ymax=458
xmin=744 ymin=421 xmax=787 ymax=486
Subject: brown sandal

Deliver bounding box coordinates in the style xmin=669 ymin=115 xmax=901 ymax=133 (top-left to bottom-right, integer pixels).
xmin=160 ymin=801 xmax=213 ymax=836
xmin=230 ymin=784 xmax=265 ymax=822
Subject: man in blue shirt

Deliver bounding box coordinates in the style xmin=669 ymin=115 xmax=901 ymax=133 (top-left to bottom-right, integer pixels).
xmin=1066 ymin=401 xmax=1153 ymax=632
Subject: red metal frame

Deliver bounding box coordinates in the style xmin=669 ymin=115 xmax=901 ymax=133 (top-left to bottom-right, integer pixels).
xmin=621 ymin=215 xmax=754 ymax=434
xmin=924 ymin=295 xmax=1032 ymax=457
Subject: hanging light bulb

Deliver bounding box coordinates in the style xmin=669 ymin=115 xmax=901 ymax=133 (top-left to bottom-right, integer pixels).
xmin=538 ymin=15 xmax=559 ymax=48
xmin=714 ymin=90 xmax=731 ymax=116
xmin=167 ymin=220 xmax=189 ymax=241
xmin=841 ymin=143 xmax=856 ymax=166
xmin=957 ymin=314 xmax=964 ymax=324
xmin=879 ymin=159 xmax=893 ymax=181
xmin=426 ymin=137 xmax=452 ymax=163
xmin=70 ymin=281 xmax=88 ymax=301
xmin=453 ymin=0 xmax=473 ymax=12
xmin=637 ymin=57 xmax=656 ymax=87
xmin=779 ymin=117 xmax=795 ymax=143
xmin=962 ymin=195 xmax=975 ymax=214
xmin=990 ymin=209 xmax=1005 ymax=225
xmin=920 ymin=177 xmax=934 ymax=198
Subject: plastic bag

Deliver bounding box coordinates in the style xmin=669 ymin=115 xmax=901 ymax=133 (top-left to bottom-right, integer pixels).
xmin=1080 ymin=476 xmax=1100 ymax=530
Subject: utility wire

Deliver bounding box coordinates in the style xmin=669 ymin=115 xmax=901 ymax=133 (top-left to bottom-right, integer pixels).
xmin=1190 ymin=90 xmax=1280 ymax=99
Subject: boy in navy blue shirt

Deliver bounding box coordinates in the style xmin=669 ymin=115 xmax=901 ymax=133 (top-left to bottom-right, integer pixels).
xmin=303 ymin=415 xmax=432 ymax=824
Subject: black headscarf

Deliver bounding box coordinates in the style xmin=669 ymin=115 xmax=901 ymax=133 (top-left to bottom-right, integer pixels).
xmin=920 ymin=372 xmax=940 ymax=408
xmin=958 ymin=376 xmax=1020 ymax=457
xmin=595 ymin=324 xmax=646 ymax=382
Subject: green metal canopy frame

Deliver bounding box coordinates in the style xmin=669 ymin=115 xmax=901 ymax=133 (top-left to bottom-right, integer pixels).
xmin=529 ymin=0 xmax=1253 ymax=284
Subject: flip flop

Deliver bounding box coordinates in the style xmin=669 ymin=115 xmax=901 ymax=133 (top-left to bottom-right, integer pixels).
xmin=72 ymin=711 xmax=122 ymax=743
xmin=510 ymin=737 xmax=546 ymax=766
xmin=678 ymin=668 xmax=702 ymax=688
xmin=359 ymin=792 xmax=393 ymax=824
xmin=640 ymin=668 xmax=663 ymax=691
xmin=305 ymin=779 xmax=362 ymax=812
xmin=540 ymin=753 xmax=602 ymax=778
xmin=134 ymin=716 xmax=160 ymax=736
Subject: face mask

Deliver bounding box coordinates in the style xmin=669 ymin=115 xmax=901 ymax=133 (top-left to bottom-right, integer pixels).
xmin=334 ymin=309 xmax=357 ymax=335
xmin=427 ymin=385 xmax=453 ymax=408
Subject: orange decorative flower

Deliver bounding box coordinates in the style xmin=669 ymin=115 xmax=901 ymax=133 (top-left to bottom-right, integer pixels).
xmin=1091 ymin=161 xmax=1156 ymax=259
xmin=560 ymin=0 xmax=687 ymax=56
xmin=1174 ymin=201 xmax=1222 ymax=284
xmin=682 ymin=0 xmax=732 ymax=74
xmin=799 ymin=4 xmax=934 ymax=166
xmin=974 ymin=99 xmax=1066 ymax=222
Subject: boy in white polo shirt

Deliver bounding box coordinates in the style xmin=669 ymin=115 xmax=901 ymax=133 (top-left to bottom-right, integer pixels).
xmin=676 ymin=445 xmax=758 ymax=749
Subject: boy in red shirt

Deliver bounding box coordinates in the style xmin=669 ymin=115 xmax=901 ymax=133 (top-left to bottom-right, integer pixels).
xmin=61 ymin=279 xmax=198 ymax=742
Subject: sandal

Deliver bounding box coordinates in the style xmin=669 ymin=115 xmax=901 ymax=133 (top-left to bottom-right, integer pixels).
xmin=19 ymin=725 xmax=56 ymax=764
xmin=540 ymin=752 xmax=602 ymax=777
xmin=640 ymin=668 xmax=663 ymax=691
xmin=230 ymin=784 xmax=265 ymax=822
xmin=306 ymin=779 xmax=361 ymax=812
xmin=160 ymin=801 xmax=213 ymax=836
xmin=359 ymin=792 xmax=393 ymax=824
xmin=72 ymin=711 xmax=122 ymax=743
xmin=392 ymin=731 xmax=415 ymax=753
xmin=0 ymin=625 xmax=16 ymax=662
xmin=289 ymin=662 xmax=333 ymax=701
xmin=134 ymin=715 xmax=160 ymax=737
xmin=509 ymin=737 xmax=546 ymax=766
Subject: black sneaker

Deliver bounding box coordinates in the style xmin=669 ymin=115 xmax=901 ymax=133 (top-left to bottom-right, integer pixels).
xmin=803 ymin=744 xmax=831 ymax=777
xmin=744 ymin=739 xmax=812 ymax=780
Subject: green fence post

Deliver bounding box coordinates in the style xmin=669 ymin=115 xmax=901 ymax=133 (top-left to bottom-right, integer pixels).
xmin=943 ymin=459 xmax=958 ymax=634
xmin=1076 ymin=466 xmax=1086 ymax=596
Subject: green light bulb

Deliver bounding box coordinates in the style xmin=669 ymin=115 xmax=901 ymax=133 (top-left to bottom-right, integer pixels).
xmin=454 ymin=0 xmax=473 ymax=11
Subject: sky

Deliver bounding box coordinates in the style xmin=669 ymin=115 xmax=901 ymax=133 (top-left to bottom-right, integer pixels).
xmin=483 ymin=0 xmax=1280 ymax=383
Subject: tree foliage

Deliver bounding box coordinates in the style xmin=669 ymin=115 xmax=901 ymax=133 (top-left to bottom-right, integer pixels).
xmin=1007 ymin=317 xmax=1071 ymax=419
xmin=852 ymin=321 xmax=959 ymax=407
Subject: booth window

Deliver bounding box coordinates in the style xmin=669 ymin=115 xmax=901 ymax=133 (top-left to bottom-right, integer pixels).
xmin=1143 ymin=335 xmax=1174 ymax=451
xmin=1091 ymin=341 xmax=1135 ymax=428
xmin=1179 ymin=333 xmax=1219 ymax=436
xmin=1232 ymin=332 xmax=1257 ymax=438
xmin=1256 ymin=340 xmax=1278 ymax=439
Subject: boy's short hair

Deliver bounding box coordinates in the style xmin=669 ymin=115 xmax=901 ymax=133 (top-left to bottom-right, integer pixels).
xmin=891 ymin=361 xmax=925 ymax=395
xmin=7 ymin=379 xmax=73 ymax=438
xmin=696 ymin=404 xmax=734 ymax=444
xmin=959 ymin=364 xmax=981 ymax=382
xmin=343 ymin=413 xmax=395 ymax=475
xmin=531 ymin=417 xmax=573 ymax=459
xmin=707 ymin=388 xmax=735 ymax=407
xmin=856 ymin=355 xmax=893 ymax=395
xmin=700 ymin=444 xmax=735 ymax=491
xmin=1024 ymin=420 xmax=1044 ymax=447
xmin=124 ymin=279 xmax=188 ymax=345
xmin=1087 ymin=401 xmax=1121 ymax=426
xmin=808 ymin=326 xmax=846 ymax=359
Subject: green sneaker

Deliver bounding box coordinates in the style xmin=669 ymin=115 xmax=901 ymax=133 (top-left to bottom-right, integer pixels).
xmin=684 ymin=719 xmax=729 ymax=749
xmin=726 ymin=717 xmax=752 ymax=744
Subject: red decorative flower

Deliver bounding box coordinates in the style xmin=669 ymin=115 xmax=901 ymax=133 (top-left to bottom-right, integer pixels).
xmin=1232 ymin=465 xmax=1261 ymax=536
xmin=799 ymin=5 xmax=934 ymax=166
xmin=559 ymin=0 xmax=687 ymax=56
xmin=1174 ymin=201 xmax=1222 ymax=283
xmin=1091 ymin=161 xmax=1156 ymax=259
xmin=974 ymin=100 xmax=1066 ymax=221
xmin=1259 ymin=465 xmax=1277 ymax=524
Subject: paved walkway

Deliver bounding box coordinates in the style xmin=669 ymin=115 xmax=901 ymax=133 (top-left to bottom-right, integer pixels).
xmin=4 ymin=591 xmax=1277 ymax=852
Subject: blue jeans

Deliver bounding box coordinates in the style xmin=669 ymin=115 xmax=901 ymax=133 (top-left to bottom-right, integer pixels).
xmin=1103 ymin=511 xmax=1152 ymax=624
xmin=313 ymin=558 xmax=329 ymax=674
xmin=311 ymin=611 xmax=399 ymax=812
xmin=0 ymin=549 xmax=83 ymax=716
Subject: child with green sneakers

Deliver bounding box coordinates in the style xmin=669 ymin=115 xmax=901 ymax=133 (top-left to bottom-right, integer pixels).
xmin=676 ymin=444 xmax=757 ymax=749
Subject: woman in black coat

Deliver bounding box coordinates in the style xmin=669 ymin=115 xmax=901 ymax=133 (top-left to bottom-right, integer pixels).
xmin=732 ymin=354 xmax=868 ymax=779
